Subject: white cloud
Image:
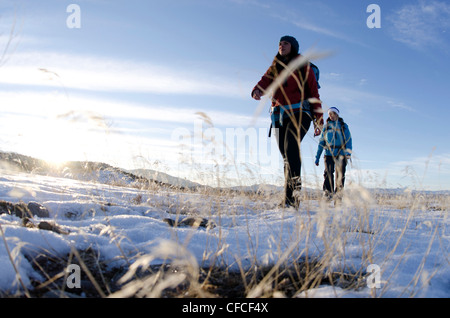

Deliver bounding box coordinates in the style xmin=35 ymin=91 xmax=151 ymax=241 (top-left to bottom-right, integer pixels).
xmin=0 ymin=89 xmax=274 ymax=178
xmin=388 ymin=153 xmax=450 ymax=190
xmin=0 ymin=90 xmax=267 ymax=130
xmin=391 ymin=152 xmax=450 ymax=174
xmin=0 ymin=51 xmax=251 ymax=97
xmin=388 ymin=1 xmax=450 ymax=50
xmin=387 ymin=100 xmax=415 ymax=113
xmin=290 ymin=20 xmax=365 ymax=47
xmin=270 ymin=10 xmax=370 ymax=48
xmin=228 ymin=0 xmax=270 ymax=9
xmin=343 ymin=152 xmax=450 ymax=190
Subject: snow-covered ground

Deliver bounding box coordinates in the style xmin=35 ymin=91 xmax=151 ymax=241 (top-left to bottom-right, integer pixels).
xmin=0 ymin=167 xmax=448 ymax=297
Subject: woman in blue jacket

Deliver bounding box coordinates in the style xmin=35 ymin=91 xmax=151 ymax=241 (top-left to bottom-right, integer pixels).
xmin=315 ymin=107 xmax=352 ymax=200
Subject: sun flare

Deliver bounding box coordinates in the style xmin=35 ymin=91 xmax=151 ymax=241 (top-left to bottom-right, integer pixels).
xmin=20 ymin=115 xmax=109 ymax=167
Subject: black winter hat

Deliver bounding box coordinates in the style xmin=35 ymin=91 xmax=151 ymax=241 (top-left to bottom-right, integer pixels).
xmin=280 ymin=35 xmax=299 ymax=54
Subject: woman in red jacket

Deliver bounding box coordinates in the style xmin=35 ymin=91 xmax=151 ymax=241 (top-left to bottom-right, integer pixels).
xmin=252 ymin=35 xmax=323 ymax=208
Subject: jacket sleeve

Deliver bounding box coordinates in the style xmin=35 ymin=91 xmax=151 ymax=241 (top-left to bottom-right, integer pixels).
xmin=251 ymin=67 xmax=273 ymax=98
xmin=343 ymin=124 xmax=352 ymax=156
xmin=315 ymin=130 xmax=326 ymax=163
xmin=304 ymin=66 xmax=323 ymax=124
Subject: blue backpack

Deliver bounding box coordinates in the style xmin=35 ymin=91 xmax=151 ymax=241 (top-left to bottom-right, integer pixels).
xmin=309 ymin=62 xmax=320 ymax=89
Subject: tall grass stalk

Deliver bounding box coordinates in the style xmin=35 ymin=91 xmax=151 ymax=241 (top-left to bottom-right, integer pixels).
xmin=1 ymin=41 xmax=447 ymax=298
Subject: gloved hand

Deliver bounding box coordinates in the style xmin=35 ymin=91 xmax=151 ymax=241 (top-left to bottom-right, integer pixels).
xmin=252 ymin=89 xmax=262 ymax=101
xmin=313 ymin=115 xmax=323 ymax=137
xmin=315 ymin=159 xmax=319 ymax=166
xmin=345 ymin=155 xmax=352 ymax=164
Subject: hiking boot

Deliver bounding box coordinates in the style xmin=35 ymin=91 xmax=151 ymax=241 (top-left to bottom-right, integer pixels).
xmin=283 ymin=176 xmax=301 ymax=209
xmin=281 ymin=197 xmax=300 ymax=209
xmin=323 ymin=191 xmax=333 ymax=202
xmin=334 ymin=192 xmax=343 ymax=207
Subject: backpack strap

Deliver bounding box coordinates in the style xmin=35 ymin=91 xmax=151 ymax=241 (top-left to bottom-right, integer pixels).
xmin=298 ymin=62 xmax=320 ymax=89
xmin=339 ymin=119 xmax=348 ymax=154
xmin=309 ymin=62 xmax=320 ymax=89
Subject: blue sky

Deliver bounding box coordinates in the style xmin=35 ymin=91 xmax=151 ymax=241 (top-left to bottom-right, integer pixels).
xmin=0 ymin=0 xmax=449 ymax=190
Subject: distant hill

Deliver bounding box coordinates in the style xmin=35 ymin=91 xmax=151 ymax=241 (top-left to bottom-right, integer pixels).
xmin=0 ymin=151 xmax=200 ymax=190
xmin=0 ymin=151 xmax=279 ymax=194
xmin=3 ymin=151 xmax=446 ymax=195
xmin=0 ymin=151 xmax=51 ymax=173
xmin=128 ymin=168 xmax=204 ymax=189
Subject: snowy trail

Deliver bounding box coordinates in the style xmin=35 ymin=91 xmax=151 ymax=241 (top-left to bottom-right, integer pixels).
xmin=0 ymin=168 xmax=448 ymax=297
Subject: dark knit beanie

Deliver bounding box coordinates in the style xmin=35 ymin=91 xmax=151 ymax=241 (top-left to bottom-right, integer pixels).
xmin=280 ymin=35 xmax=299 ymax=54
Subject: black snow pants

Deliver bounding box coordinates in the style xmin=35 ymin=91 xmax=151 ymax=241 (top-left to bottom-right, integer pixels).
xmin=274 ymin=111 xmax=312 ymax=206
xmin=323 ymin=155 xmax=347 ymax=198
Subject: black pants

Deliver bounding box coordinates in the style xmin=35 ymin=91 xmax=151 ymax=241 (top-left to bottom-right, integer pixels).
xmin=274 ymin=112 xmax=311 ymax=204
xmin=323 ymin=155 xmax=347 ymax=197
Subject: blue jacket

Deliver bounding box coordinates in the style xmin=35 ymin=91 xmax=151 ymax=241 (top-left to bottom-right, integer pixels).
xmin=315 ymin=118 xmax=352 ymax=164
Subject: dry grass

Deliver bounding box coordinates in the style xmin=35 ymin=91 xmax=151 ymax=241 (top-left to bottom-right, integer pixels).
xmin=0 ymin=27 xmax=447 ymax=298
xmin=0 ymin=165 xmax=448 ymax=298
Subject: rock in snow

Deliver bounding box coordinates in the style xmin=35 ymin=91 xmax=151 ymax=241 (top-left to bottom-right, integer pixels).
xmin=0 ymin=200 xmax=49 ymax=218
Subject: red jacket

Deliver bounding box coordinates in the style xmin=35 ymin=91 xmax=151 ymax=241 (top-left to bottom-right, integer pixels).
xmin=252 ymin=54 xmax=323 ymax=123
